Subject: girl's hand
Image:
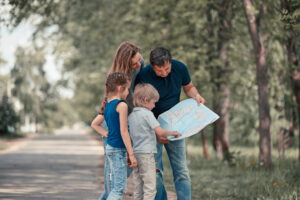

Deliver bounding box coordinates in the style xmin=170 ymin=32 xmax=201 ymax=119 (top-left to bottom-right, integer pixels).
xmin=128 ymin=154 xmax=137 ymax=168
xmin=126 ymin=153 xmax=131 ymax=166
xmin=104 ymin=131 xmax=108 ymax=137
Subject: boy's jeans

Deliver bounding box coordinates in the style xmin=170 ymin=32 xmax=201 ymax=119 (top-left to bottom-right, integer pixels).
xmin=133 ymin=153 xmax=156 ymax=200
xmin=106 ymin=144 xmax=127 ymax=200
xmin=154 ymin=139 xmax=191 ymax=200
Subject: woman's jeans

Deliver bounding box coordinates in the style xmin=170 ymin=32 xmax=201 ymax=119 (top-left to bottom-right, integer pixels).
xmin=155 ymin=139 xmax=191 ymax=200
xmin=105 ymin=144 xmax=127 ymax=200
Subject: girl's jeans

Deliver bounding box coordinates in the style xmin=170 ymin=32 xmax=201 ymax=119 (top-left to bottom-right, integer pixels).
xmin=106 ymin=144 xmax=127 ymax=200
xmin=98 ymin=136 xmax=112 ymax=200
xmin=99 ymin=137 xmax=133 ymax=200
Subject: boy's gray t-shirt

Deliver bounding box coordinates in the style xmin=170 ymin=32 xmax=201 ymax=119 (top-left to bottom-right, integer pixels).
xmin=128 ymin=107 xmax=160 ymax=154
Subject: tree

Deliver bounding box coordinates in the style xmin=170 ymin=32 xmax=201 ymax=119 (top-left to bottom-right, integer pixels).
xmin=11 ymin=46 xmax=56 ymax=132
xmin=0 ymin=95 xmax=19 ymax=134
xmin=243 ymin=0 xmax=272 ymax=168
xmin=281 ymin=0 xmax=300 ymax=159
xmin=209 ymin=0 xmax=236 ymax=159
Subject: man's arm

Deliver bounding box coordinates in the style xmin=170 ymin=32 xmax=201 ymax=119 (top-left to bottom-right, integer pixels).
xmin=183 ymin=82 xmax=206 ymax=105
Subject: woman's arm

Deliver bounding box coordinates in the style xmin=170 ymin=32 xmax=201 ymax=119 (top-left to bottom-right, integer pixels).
xmin=91 ymin=114 xmax=108 ymax=137
xmin=117 ymin=102 xmax=137 ymax=168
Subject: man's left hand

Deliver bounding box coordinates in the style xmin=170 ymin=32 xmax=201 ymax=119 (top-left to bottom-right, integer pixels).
xmin=195 ymin=94 xmax=206 ymax=105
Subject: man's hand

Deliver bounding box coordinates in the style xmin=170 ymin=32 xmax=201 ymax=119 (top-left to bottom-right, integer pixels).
xmin=195 ymin=94 xmax=206 ymax=105
xmin=157 ymin=136 xmax=169 ymax=144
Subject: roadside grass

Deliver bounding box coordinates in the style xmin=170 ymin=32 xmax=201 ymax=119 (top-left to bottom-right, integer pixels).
xmin=162 ymin=144 xmax=300 ymax=200
xmin=0 ymin=132 xmax=26 ymax=151
xmin=0 ymin=143 xmax=7 ymax=150
xmin=0 ymin=132 xmax=25 ymax=140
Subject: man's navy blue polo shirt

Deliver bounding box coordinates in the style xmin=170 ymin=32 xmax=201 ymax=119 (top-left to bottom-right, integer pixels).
xmin=135 ymin=59 xmax=191 ymax=118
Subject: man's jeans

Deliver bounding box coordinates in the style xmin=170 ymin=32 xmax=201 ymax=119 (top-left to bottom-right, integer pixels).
xmin=106 ymin=144 xmax=127 ymax=200
xmin=155 ymin=139 xmax=191 ymax=200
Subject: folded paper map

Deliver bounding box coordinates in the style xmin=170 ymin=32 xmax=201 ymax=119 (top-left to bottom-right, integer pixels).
xmin=157 ymin=98 xmax=219 ymax=141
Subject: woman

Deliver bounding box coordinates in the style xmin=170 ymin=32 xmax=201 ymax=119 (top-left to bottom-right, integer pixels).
xmin=91 ymin=41 xmax=144 ymax=200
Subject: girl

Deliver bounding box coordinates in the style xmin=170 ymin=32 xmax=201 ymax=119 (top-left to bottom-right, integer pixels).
xmin=92 ymin=72 xmax=137 ymax=200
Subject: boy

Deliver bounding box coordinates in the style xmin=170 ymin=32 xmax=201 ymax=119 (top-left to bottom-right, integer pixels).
xmin=128 ymin=83 xmax=180 ymax=200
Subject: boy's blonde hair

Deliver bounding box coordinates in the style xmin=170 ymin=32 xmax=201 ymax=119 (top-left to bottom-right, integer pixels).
xmin=134 ymin=83 xmax=159 ymax=107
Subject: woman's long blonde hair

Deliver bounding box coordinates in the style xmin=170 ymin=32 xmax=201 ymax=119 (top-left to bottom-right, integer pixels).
xmin=109 ymin=41 xmax=140 ymax=76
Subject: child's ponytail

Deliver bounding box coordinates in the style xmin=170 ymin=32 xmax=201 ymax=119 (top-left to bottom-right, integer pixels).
xmin=99 ymin=97 xmax=108 ymax=115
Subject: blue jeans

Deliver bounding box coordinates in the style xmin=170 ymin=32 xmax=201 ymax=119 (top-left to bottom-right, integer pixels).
xmin=99 ymin=138 xmax=133 ymax=200
xmin=106 ymin=144 xmax=127 ymax=200
xmin=99 ymin=137 xmax=112 ymax=200
xmin=98 ymin=121 xmax=132 ymax=200
xmin=155 ymin=139 xmax=191 ymax=200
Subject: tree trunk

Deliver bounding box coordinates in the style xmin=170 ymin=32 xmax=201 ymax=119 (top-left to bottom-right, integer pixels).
xmin=243 ymin=0 xmax=272 ymax=168
xmin=202 ymin=129 xmax=209 ymax=158
xmin=212 ymin=1 xmax=232 ymax=159
xmin=287 ymin=38 xmax=300 ymax=159
xmin=293 ymin=70 xmax=300 ymax=160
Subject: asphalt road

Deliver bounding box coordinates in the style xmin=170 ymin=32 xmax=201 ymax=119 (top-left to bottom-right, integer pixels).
xmin=0 ymin=127 xmax=176 ymax=200
xmin=0 ymin=128 xmax=104 ymax=200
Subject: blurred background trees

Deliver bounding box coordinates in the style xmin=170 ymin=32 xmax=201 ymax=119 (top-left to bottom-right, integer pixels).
xmin=0 ymin=0 xmax=299 ymax=167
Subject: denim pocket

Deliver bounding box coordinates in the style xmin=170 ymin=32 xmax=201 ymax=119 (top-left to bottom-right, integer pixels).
xmin=107 ymin=152 xmax=115 ymax=156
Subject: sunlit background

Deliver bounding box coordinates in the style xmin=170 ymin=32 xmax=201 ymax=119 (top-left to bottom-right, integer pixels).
xmin=0 ymin=0 xmax=299 ymax=199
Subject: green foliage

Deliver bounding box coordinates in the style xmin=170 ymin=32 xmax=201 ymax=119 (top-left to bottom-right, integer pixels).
xmin=9 ymin=46 xmax=68 ymax=131
xmin=0 ymin=95 xmax=19 ymax=134
xmin=4 ymin=0 xmax=300 ymax=145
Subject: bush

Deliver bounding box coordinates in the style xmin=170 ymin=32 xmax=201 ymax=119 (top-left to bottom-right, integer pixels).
xmin=0 ymin=95 xmax=19 ymax=135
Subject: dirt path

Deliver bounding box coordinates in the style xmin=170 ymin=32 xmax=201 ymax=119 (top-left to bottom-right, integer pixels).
xmin=0 ymin=128 xmax=176 ymax=200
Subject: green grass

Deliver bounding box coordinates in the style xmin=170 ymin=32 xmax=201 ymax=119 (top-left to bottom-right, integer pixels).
xmin=0 ymin=132 xmax=26 ymax=151
xmin=0 ymin=143 xmax=7 ymax=150
xmin=162 ymin=144 xmax=300 ymax=200
xmin=0 ymin=132 xmax=25 ymax=140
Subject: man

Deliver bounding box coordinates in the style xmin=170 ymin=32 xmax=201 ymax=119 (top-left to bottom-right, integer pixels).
xmin=135 ymin=47 xmax=206 ymax=200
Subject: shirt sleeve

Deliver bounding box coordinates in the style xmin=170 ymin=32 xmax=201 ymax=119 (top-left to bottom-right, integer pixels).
xmin=145 ymin=110 xmax=160 ymax=129
xmin=180 ymin=62 xmax=191 ymax=86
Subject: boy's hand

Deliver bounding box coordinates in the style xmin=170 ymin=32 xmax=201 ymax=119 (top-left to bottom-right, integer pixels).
xmin=157 ymin=137 xmax=169 ymax=144
xmin=172 ymin=131 xmax=181 ymax=138
xmin=128 ymin=154 xmax=137 ymax=168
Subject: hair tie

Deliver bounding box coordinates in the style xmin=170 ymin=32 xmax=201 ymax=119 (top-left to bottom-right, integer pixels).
xmin=102 ymin=100 xmax=107 ymax=106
